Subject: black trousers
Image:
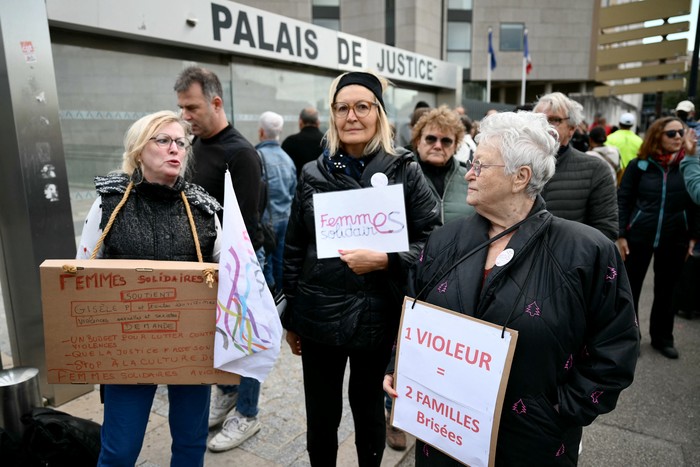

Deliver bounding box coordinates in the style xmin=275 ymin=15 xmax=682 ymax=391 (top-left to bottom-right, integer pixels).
xmin=300 ymin=336 xmax=392 ymax=467
xmin=624 ymin=239 xmax=687 ymax=347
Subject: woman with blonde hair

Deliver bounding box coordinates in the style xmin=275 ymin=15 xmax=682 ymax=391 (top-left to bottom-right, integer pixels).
xmin=282 ymin=71 xmax=439 ymax=465
xmin=77 ymin=110 xmax=220 ymax=466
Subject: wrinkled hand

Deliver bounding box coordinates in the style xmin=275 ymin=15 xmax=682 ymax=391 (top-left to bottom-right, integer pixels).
xmin=285 ymin=330 xmax=301 ymax=356
xmin=685 ymin=128 xmax=698 ymax=154
xmin=616 ymin=238 xmax=629 ymax=261
xmin=339 ymin=249 xmax=389 ymax=275
xmin=383 ymin=374 xmax=398 ymax=398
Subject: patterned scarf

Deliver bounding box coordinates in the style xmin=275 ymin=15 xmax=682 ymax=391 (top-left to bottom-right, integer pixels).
xmin=653 ymin=148 xmax=685 ymax=169
xmin=323 ymin=148 xmax=376 ymax=180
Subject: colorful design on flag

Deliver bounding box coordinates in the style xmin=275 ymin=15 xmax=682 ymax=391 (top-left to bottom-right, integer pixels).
xmin=213 ymin=169 xmax=282 ymax=382
xmin=524 ymin=29 xmax=532 ymax=74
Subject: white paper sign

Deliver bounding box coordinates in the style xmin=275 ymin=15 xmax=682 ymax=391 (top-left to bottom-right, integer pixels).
xmin=393 ymin=299 xmax=518 ymax=467
xmin=313 ymin=184 xmax=409 ymax=259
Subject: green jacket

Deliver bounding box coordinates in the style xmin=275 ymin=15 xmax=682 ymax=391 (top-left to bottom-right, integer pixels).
xmin=605 ymin=129 xmax=642 ymax=169
xmin=414 ymin=155 xmax=474 ymax=224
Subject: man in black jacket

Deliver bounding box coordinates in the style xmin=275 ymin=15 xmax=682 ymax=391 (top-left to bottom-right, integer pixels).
xmin=174 ymin=66 xmax=263 ymax=453
xmin=281 ymin=107 xmax=324 ymax=176
xmin=534 ymin=92 xmax=618 ymax=241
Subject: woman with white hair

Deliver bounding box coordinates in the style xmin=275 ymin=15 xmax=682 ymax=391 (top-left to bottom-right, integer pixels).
xmin=384 ymin=111 xmax=639 ymax=465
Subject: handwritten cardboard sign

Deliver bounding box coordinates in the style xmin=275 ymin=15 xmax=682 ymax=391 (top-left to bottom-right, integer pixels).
xmin=313 ymin=184 xmax=409 ymax=258
xmin=392 ymin=298 xmax=518 ymax=467
xmin=40 ymin=259 xmax=239 ymax=385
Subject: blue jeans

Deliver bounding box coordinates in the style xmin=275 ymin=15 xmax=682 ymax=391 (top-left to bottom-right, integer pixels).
xmin=218 ymin=376 xmax=260 ymax=418
xmin=98 ymin=384 xmax=209 ymax=467
xmin=264 ymin=220 xmax=288 ymax=291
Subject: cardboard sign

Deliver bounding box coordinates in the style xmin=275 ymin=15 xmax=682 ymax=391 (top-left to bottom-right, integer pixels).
xmin=313 ymin=184 xmax=409 ymax=259
xmin=40 ymin=259 xmax=239 ymax=385
xmin=392 ymin=298 xmax=518 ymax=467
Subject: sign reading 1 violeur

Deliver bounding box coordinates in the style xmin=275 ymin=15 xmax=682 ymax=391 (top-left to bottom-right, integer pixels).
xmin=313 ymin=184 xmax=408 ymax=259
xmin=392 ymin=298 xmax=518 ymax=467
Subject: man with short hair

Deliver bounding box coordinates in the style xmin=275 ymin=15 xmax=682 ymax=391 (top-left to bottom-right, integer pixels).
xmin=174 ymin=66 xmax=263 ymax=453
xmin=606 ymin=112 xmax=643 ymax=170
xmin=534 ymin=92 xmax=618 ymax=241
xmin=256 ymin=111 xmax=296 ymax=292
xmin=676 ymin=100 xmax=700 ymax=155
xmin=281 ymin=107 xmax=324 ymax=176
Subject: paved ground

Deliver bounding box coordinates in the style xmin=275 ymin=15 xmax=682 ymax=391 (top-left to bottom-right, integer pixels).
xmin=2 ymin=263 xmax=699 ymax=466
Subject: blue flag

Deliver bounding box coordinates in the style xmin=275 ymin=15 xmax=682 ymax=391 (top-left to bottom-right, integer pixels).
xmin=488 ymin=28 xmax=497 ymax=71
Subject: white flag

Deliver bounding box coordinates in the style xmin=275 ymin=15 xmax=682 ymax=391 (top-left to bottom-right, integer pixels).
xmin=213 ymin=169 xmax=282 ymax=382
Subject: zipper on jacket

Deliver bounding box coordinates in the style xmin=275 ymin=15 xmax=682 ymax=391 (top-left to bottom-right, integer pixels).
xmin=653 ymin=164 xmax=668 ymax=248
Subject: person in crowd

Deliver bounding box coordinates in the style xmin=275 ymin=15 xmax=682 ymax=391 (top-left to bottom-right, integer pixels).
xmin=589 ymin=112 xmax=611 ymax=135
xmin=453 ymin=114 xmax=476 ymax=164
xmin=676 ymin=100 xmax=700 ymax=155
xmin=384 ymin=111 xmax=639 ymax=465
xmin=395 ymin=101 xmax=430 ymax=147
xmin=411 ymin=105 xmax=474 ymax=224
xmin=282 ymin=107 xmax=324 ymax=176
xmin=586 ymin=126 xmax=621 ymax=184
xmin=570 ymin=120 xmax=590 ymax=153
xmin=534 ymin=92 xmax=618 ymax=241
xmin=256 ymin=111 xmax=297 ymax=292
xmin=76 ymin=111 xmax=221 ymax=466
xmin=282 ymin=71 xmax=440 ymax=466
xmin=606 ymin=112 xmax=643 ymax=171
xmin=174 ymin=66 xmax=264 ymax=452
xmin=402 ymin=106 xmax=431 ymax=153
xmin=617 ymin=116 xmax=700 ymax=359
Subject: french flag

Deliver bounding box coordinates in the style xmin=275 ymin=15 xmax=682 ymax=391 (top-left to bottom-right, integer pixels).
xmin=524 ymin=28 xmax=532 ymax=75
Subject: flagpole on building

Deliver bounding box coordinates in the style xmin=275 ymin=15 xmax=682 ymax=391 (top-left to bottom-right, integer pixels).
xmin=487 ymin=27 xmax=496 ymax=103
xmin=520 ymin=29 xmax=527 ymax=106
xmin=487 ymin=27 xmax=492 ymax=102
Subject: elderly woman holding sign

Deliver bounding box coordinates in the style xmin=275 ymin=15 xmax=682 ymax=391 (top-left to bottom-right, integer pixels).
xmin=76 ymin=111 xmax=220 ymax=466
xmin=384 ymin=111 xmax=639 ymax=465
xmin=282 ymin=71 xmax=439 ymax=465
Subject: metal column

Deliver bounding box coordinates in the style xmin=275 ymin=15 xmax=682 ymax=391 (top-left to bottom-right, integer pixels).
xmin=0 ymin=0 xmax=91 ymax=404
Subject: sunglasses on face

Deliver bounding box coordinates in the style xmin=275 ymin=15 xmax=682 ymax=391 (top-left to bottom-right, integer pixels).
xmin=664 ymin=129 xmax=685 ymax=138
xmin=423 ymin=135 xmax=455 ymax=147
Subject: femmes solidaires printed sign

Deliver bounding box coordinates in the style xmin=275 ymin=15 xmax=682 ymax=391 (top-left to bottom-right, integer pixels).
xmin=313 ymin=184 xmax=409 ymax=259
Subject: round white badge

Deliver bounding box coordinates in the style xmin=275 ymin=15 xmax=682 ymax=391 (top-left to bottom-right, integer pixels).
xmin=495 ymin=248 xmax=514 ymax=267
xmin=370 ymin=172 xmax=389 ymax=187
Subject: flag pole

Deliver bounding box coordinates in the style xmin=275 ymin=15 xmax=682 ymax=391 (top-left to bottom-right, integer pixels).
xmin=520 ymin=28 xmax=528 ymax=106
xmin=520 ymin=55 xmax=526 ymax=106
xmin=487 ymin=27 xmax=494 ymax=103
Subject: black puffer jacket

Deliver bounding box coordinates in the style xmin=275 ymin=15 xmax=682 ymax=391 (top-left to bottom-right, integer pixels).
xmin=282 ymin=148 xmax=440 ymax=348
xmin=542 ymin=144 xmax=618 ymax=241
xmin=618 ymin=157 xmax=700 ymax=247
xmin=404 ymin=197 xmax=638 ymax=466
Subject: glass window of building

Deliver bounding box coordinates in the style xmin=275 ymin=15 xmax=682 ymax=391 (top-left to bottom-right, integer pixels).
xmin=448 ymin=0 xmax=473 ymax=8
xmin=500 ymin=23 xmax=524 ymax=51
xmin=446 ymin=2 xmax=472 ymax=72
xmin=312 ymin=0 xmax=340 ymax=30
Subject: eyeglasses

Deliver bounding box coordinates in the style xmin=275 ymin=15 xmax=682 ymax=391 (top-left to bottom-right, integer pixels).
xmin=547 ymin=116 xmax=570 ymax=127
xmin=331 ymin=101 xmax=378 ymax=118
xmin=423 ymin=135 xmax=455 ymax=148
xmin=465 ymin=159 xmax=506 ymax=177
xmin=664 ymin=129 xmax=685 ymax=138
xmin=149 ymin=134 xmax=190 ymax=151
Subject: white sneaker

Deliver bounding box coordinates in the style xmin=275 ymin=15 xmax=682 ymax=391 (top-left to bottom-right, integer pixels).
xmin=208 ymin=388 xmax=239 ymax=428
xmin=207 ymin=410 xmax=261 ymax=452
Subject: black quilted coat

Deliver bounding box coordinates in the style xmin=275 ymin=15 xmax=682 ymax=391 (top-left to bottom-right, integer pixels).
xmin=404 ymin=197 xmax=639 ymax=466
xmin=282 ymin=148 xmax=440 ymax=348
